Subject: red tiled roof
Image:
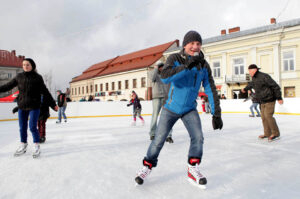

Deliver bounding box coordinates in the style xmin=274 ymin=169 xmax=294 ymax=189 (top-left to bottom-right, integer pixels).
xmin=0 ymin=50 xmax=24 ymax=67
xmin=71 ymin=40 xmax=179 ymax=83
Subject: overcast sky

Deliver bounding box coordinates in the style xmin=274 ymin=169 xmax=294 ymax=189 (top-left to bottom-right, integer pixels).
xmin=1 ymin=0 xmax=299 ymax=92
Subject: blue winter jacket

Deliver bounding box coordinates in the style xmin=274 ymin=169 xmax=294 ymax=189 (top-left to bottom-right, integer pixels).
xmin=161 ymin=50 xmax=221 ymax=116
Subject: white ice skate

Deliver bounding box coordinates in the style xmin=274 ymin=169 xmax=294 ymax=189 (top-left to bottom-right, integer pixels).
xmin=135 ymin=166 xmax=151 ymax=185
xmin=32 ymin=143 xmax=41 ymax=158
xmin=14 ymin=143 xmax=28 ymax=157
xmin=188 ymin=163 xmax=207 ymax=189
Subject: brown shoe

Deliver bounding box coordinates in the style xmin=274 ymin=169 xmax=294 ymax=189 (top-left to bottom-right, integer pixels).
xmin=268 ymin=135 xmax=280 ymax=142
xmin=258 ymin=135 xmax=268 ymax=139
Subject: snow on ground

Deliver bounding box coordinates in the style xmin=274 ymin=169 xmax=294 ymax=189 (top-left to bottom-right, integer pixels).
xmin=0 ymin=113 xmax=300 ymax=199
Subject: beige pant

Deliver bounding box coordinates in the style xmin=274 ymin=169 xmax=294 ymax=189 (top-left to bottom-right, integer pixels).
xmin=260 ymin=101 xmax=280 ymax=137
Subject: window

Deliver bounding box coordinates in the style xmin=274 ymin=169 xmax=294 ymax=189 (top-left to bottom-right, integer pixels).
xmin=100 ymin=84 xmax=103 ymax=91
xmin=78 ymin=87 xmax=80 ymax=95
xmin=106 ymin=83 xmax=109 ymax=91
xmin=82 ymin=87 xmax=84 ymax=94
xmin=75 ymin=88 xmax=77 ymax=95
xmin=118 ymin=81 xmax=121 ymax=90
xmin=284 ymin=87 xmax=295 ymax=98
xmin=112 ymin=82 xmax=115 ymax=91
xmin=213 ymin=61 xmax=221 ymax=78
xmin=86 ymin=86 xmax=89 ymax=94
xmin=283 ymin=51 xmax=295 ymax=71
xmin=133 ymin=79 xmax=137 ymax=88
xmin=7 ymin=73 xmax=12 ymax=79
xmin=141 ymin=77 xmax=146 ymax=87
xmin=125 ymin=80 xmax=129 ymax=89
xmin=233 ymin=58 xmax=244 ymax=75
xmin=90 ymin=85 xmax=93 ymax=93
xmin=95 ymin=84 xmax=98 ymax=92
xmin=72 ymin=88 xmax=74 ymax=95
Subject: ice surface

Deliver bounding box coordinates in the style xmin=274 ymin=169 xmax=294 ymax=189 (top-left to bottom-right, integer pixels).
xmin=0 ymin=113 xmax=300 ymax=199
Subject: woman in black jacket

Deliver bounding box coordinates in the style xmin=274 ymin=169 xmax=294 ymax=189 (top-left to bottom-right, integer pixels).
xmin=0 ymin=58 xmax=58 ymax=158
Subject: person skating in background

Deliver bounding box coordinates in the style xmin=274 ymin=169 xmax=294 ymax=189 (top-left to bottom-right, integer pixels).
xmin=65 ymin=88 xmax=71 ymax=102
xmin=149 ymin=61 xmax=173 ymax=143
xmin=200 ymin=96 xmax=206 ymax=112
xmin=135 ymin=30 xmax=223 ymax=187
xmin=242 ymin=64 xmax=283 ymax=141
xmin=127 ymin=91 xmax=145 ymax=126
xmin=0 ymin=58 xmax=58 ymax=158
xmin=38 ymin=95 xmax=57 ymax=143
xmin=203 ymin=95 xmax=210 ymax=113
xmin=243 ymin=90 xmax=261 ymax=117
xmin=56 ymin=90 xmax=67 ymax=123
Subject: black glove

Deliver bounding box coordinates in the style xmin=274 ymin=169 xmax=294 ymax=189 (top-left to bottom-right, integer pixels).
xmin=212 ymin=116 xmax=223 ymax=130
xmin=127 ymin=104 xmax=130 ymax=107
xmin=185 ymin=55 xmax=202 ymax=70
xmin=12 ymin=107 xmax=18 ymax=114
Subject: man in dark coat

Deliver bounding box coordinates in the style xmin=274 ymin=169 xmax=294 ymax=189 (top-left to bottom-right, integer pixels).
xmin=242 ymin=64 xmax=283 ymax=141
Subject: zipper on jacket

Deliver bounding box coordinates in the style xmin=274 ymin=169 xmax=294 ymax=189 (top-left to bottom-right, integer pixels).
xmin=193 ymin=73 xmax=197 ymax=87
xmin=168 ymin=87 xmax=174 ymax=105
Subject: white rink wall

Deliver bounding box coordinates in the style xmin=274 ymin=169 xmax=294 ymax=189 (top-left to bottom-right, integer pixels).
xmin=1 ymin=98 xmax=300 ymax=121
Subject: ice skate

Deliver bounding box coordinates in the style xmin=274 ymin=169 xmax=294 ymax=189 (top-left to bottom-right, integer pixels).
xmin=40 ymin=137 xmax=46 ymax=143
xmin=131 ymin=121 xmax=136 ymax=126
xmin=135 ymin=160 xmax=152 ymax=185
xmin=258 ymin=135 xmax=268 ymax=140
xmin=64 ymin=119 xmax=67 ymax=123
xmin=187 ymin=158 xmax=207 ymax=189
xmin=56 ymin=120 xmax=61 ymax=124
xmin=14 ymin=143 xmax=28 ymax=157
xmin=268 ymin=135 xmax=280 ymax=142
xmin=32 ymin=143 xmax=41 ymax=158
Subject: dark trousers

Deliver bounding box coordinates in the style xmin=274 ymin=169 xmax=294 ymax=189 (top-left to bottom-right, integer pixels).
xmin=38 ymin=119 xmax=47 ymax=138
xmin=18 ymin=109 xmax=40 ymax=143
xmin=261 ymin=101 xmax=280 ymax=137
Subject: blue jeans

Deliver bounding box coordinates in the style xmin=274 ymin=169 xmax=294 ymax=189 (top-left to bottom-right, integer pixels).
xmin=145 ymin=108 xmax=204 ymax=167
xmin=250 ymin=103 xmax=260 ymax=116
xmin=18 ymin=109 xmax=40 ymax=143
xmin=58 ymin=106 xmax=67 ymax=121
xmin=149 ymin=98 xmax=172 ymax=138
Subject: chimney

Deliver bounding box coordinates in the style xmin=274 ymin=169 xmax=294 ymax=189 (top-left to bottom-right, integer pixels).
xmin=228 ymin=27 xmax=240 ymax=34
xmin=270 ymin=18 xmax=276 ymax=24
xmin=221 ymin=29 xmax=226 ymax=35
xmin=11 ymin=50 xmax=16 ymax=55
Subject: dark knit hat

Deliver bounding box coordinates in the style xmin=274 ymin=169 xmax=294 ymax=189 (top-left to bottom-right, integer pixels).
xmin=182 ymin=30 xmax=202 ymax=47
xmin=248 ymin=64 xmax=260 ymax=70
xmin=24 ymin=58 xmax=36 ymax=70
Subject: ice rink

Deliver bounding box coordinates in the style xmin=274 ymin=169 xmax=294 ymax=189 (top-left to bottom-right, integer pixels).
xmin=0 ymin=113 xmax=299 ymax=199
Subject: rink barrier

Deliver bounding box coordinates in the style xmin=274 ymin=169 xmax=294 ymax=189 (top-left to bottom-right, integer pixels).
xmin=0 ymin=111 xmax=299 ymax=122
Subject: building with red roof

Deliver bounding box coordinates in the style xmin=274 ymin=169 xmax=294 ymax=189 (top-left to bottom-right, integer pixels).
xmin=0 ymin=50 xmax=24 ymax=98
xmin=70 ymin=40 xmax=179 ymax=101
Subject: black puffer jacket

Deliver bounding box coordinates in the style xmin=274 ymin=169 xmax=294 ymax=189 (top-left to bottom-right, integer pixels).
xmin=244 ymin=71 xmax=282 ymax=104
xmin=0 ymin=71 xmax=56 ymax=110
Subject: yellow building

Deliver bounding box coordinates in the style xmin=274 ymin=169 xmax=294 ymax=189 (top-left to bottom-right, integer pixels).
xmin=165 ymin=18 xmax=300 ymax=99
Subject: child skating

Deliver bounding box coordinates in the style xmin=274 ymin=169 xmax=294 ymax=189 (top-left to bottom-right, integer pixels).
xmin=127 ymin=91 xmax=145 ymax=126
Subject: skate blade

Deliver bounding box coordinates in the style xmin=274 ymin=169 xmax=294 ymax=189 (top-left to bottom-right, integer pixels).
xmin=33 ymin=153 xmax=41 ymax=159
xmin=188 ymin=178 xmax=207 ymax=190
xmin=268 ymin=137 xmax=280 ymax=142
xmin=14 ymin=151 xmax=26 ymax=157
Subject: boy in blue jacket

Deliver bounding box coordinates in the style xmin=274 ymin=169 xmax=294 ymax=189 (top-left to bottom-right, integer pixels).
xmin=135 ymin=30 xmax=223 ymax=187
